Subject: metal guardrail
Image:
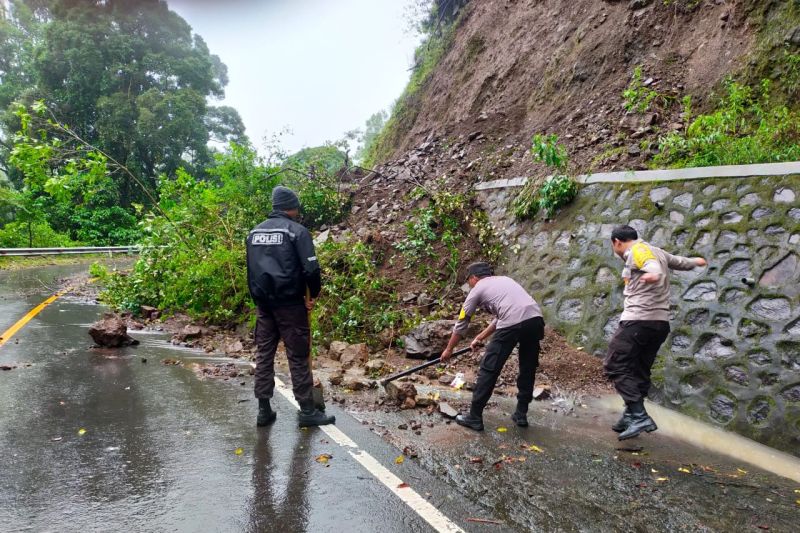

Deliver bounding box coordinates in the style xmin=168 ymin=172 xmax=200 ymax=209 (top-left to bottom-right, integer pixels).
xmin=0 ymin=246 xmax=140 ymax=257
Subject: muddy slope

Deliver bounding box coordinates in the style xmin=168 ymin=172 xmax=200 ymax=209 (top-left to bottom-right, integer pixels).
xmin=380 ymin=0 xmax=777 ymax=176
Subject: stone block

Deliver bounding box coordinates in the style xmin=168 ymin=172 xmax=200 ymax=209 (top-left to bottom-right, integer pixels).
xmin=774 ymin=188 xmax=796 ymax=203
xmin=709 ymin=392 xmax=737 ymax=424
xmin=695 ymin=335 xmax=735 ymax=359
xmin=721 ymin=212 xmax=743 ymax=224
xmin=673 ymin=193 xmax=693 ymax=209
xmin=724 ymin=366 xmax=749 ymax=386
xmin=557 ymin=299 xmax=584 ymax=323
xmin=721 ymin=258 xmax=752 ymax=280
xmin=748 ymin=350 xmax=772 ymax=366
xmin=761 ymin=253 xmax=799 ymax=288
xmin=749 ymin=297 xmax=792 ymax=321
xmin=649 ymin=186 xmax=672 ymax=202
xmin=739 ymin=193 xmax=760 ymax=207
xmin=751 ymin=207 xmax=774 ymax=220
xmin=746 ymin=397 xmax=773 ymax=427
xmin=683 ymin=281 xmax=718 ymax=302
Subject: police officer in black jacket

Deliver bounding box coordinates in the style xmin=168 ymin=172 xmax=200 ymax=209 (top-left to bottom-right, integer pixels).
xmin=246 ymin=186 xmax=335 ymax=428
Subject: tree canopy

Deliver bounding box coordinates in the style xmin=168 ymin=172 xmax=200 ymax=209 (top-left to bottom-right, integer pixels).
xmin=0 ymin=0 xmax=247 ymax=207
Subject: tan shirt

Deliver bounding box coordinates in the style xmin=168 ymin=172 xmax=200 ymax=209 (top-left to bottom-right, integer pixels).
xmin=620 ymin=240 xmax=697 ymax=322
xmin=453 ymin=276 xmax=543 ymax=335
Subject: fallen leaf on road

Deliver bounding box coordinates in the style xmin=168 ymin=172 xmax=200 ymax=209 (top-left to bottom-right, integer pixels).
xmin=756 ymin=525 xmax=770 ymax=530
xmin=651 ymin=469 xmax=659 ymax=474
xmin=78 ymin=428 xmax=87 ymax=436
xmin=793 ymin=489 xmax=800 ymax=494
xmin=51 ymin=437 xmax=62 ymax=442
xmin=234 ymin=448 xmax=244 ymax=456
xmin=655 ymin=477 xmax=669 ymax=482
xmin=397 ymin=483 xmax=410 ymax=489
xmin=315 ymin=454 xmax=332 ymax=464
xmin=796 ymin=499 xmax=800 ymax=506
xmin=403 ymin=446 xmax=418 ymax=459
xmin=527 ymin=445 xmax=543 ymax=453
xmin=737 ymin=468 xmax=748 ymax=475
xmin=678 ymin=467 xmax=691 ymax=474
xmin=469 ymin=457 xmax=483 ymax=464
xmin=395 ymin=455 xmax=404 ymax=465
xmin=517 ymin=456 xmax=527 ymax=462
xmin=496 ymin=427 xmax=507 ymax=433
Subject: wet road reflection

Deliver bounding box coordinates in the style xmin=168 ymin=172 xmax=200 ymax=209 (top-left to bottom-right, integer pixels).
xmin=247 ymin=427 xmax=311 ymax=532
xmin=0 ymin=264 xmax=473 ymax=532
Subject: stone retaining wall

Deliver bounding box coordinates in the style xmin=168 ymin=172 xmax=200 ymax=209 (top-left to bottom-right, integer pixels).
xmin=478 ymin=175 xmax=800 ymax=455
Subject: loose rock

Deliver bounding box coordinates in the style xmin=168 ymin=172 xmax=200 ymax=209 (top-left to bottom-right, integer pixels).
xmin=88 ymin=315 xmax=139 ymax=348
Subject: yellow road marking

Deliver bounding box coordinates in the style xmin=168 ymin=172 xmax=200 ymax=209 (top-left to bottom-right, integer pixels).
xmin=0 ymin=288 xmax=71 ymax=348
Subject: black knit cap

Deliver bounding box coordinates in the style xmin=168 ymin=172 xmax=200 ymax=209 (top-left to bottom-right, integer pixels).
xmin=466 ymin=261 xmax=494 ymax=279
xmin=272 ymin=186 xmax=300 ymax=211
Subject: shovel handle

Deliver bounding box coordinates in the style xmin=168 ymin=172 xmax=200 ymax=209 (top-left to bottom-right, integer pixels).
xmin=380 ymin=347 xmax=471 ymax=386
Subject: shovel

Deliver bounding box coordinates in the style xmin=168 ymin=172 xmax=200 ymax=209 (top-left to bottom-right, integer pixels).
xmin=380 ymin=347 xmax=471 ymax=388
xmin=307 ymin=289 xmax=326 ymax=411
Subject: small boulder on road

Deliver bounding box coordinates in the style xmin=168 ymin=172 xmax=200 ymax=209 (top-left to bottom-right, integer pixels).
xmin=89 ymin=315 xmax=139 ymax=348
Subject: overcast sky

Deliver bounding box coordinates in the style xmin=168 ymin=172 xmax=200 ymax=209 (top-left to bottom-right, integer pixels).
xmin=168 ymin=0 xmax=421 ymax=155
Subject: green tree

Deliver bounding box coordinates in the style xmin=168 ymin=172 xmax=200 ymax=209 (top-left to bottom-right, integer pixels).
xmin=354 ymin=110 xmax=388 ymax=163
xmin=0 ymin=0 xmax=246 ymax=207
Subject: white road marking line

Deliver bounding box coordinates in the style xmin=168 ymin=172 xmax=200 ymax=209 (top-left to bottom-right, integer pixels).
xmin=274 ymin=377 xmax=465 ymax=533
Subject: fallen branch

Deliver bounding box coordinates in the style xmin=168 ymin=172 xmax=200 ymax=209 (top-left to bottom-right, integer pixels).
xmin=466 ymin=517 xmax=504 ymax=525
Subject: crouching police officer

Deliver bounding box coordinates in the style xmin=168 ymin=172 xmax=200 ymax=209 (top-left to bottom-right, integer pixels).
xmin=246 ymin=186 xmax=335 ymax=428
xmin=441 ymin=262 xmax=545 ymax=431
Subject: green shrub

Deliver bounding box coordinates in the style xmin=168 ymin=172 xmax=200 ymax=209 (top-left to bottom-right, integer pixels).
xmin=0 ymin=220 xmax=74 ymax=247
xmin=100 ymin=144 xmax=355 ymax=335
xmin=514 ymin=135 xmax=579 ymax=220
xmin=395 ymin=189 xmax=467 ymax=279
xmin=623 ymin=66 xmax=673 ymax=114
xmin=655 ymin=79 xmax=800 ymax=167
xmin=313 ymin=239 xmax=410 ymax=347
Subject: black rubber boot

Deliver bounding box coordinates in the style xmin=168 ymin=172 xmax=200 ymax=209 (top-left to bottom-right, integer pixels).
xmin=511 ymin=401 xmax=529 ymax=427
xmin=611 ymin=406 xmax=632 ymax=433
xmin=455 ymin=411 xmax=484 ymax=431
xmin=256 ymin=399 xmax=276 ymax=427
xmin=618 ymin=401 xmax=657 ymax=441
xmin=298 ymin=401 xmax=335 ymax=428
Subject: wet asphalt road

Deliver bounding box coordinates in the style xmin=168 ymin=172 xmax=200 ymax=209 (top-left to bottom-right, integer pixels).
xmin=2 ymin=263 xmax=800 ymax=532
xmin=0 ymin=264 xmax=482 ymax=533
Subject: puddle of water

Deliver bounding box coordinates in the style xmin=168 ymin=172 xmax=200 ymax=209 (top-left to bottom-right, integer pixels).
xmin=595 ymin=395 xmax=800 ymax=483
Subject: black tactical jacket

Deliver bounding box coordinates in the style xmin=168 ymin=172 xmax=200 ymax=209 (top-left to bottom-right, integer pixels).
xmin=246 ymin=212 xmax=321 ymax=307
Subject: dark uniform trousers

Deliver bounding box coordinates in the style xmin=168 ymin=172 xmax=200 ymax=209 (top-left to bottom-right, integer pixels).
xmin=603 ymin=320 xmax=670 ymax=404
xmin=472 ymin=316 xmax=545 ymax=413
xmin=254 ymin=304 xmax=313 ymax=406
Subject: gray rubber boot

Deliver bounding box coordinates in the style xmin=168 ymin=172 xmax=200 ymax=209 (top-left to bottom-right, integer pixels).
xmin=618 ymin=401 xmax=657 ymax=440
xmin=611 ymin=406 xmax=632 ymax=433
xmin=298 ymin=401 xmax=335 ymax=427
xmin=455 ymin=407 xmax=484 ymax=431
